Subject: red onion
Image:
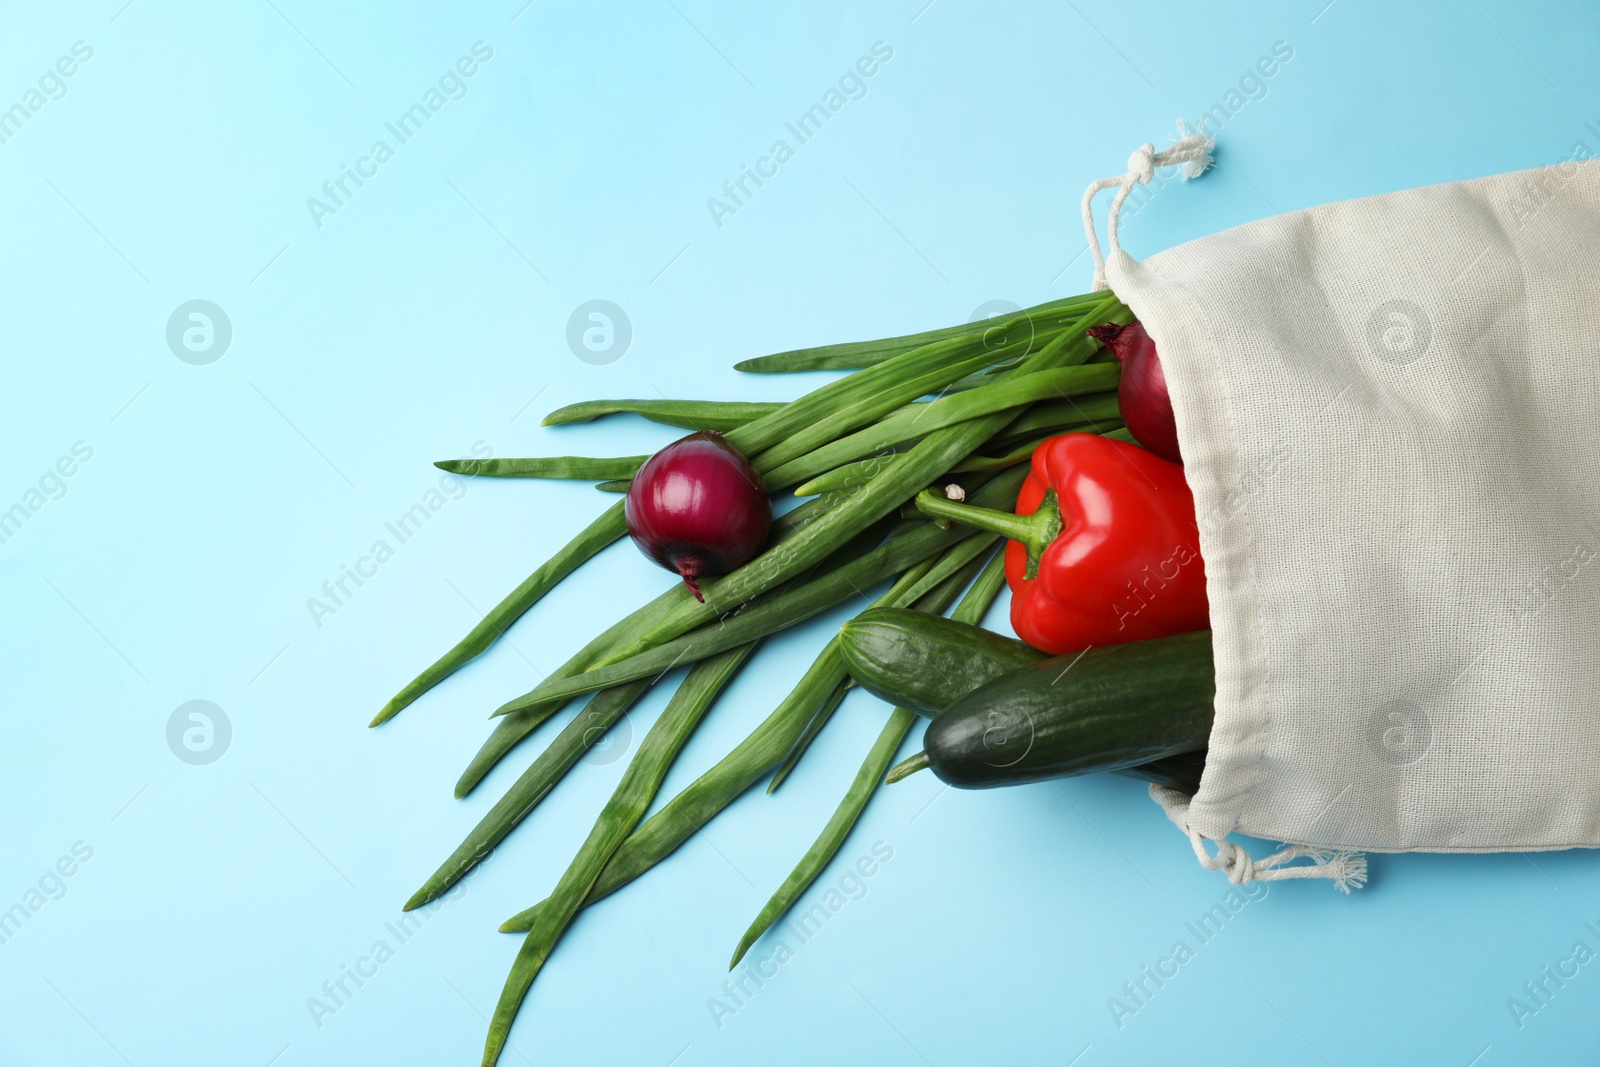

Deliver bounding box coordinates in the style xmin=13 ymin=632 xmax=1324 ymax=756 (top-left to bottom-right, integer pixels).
xmin=1088 ymin=321 xmax=1181 ymax=463
xmin=625 ymin=431 xmax=771 ymax=601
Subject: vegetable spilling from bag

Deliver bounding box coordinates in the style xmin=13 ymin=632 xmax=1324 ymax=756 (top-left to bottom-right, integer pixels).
xmin=913 ymin=431 xmax=1207 ymax=655
xmin=374 ymin=288 xmax=1224 ymax=1066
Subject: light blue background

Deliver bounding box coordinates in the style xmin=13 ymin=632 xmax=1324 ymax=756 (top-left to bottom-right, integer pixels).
xmin=3 ymin=1 xmax=1598 ymax=1064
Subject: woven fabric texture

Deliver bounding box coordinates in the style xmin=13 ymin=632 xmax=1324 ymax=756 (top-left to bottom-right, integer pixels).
xmin=1108 ymin=159 xmax=1600 ymax=852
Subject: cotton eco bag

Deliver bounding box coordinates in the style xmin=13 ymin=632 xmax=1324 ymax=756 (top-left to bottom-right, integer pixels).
xmin=1080 ymin=127 xmax=1600 ymax=890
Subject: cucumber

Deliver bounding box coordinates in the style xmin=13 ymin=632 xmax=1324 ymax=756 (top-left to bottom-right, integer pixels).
xmin=838 ymin=607 xmax=1044 ymax=715
xmin=840 ymin=609 xmax=1211 ymax=792
xmin=920 ymin=630 xmax=1214 ymax=789
xmin=1117 ymin=750 xmax=1207 ymax=794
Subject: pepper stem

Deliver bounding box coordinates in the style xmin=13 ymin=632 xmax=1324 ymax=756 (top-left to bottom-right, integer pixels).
xmin=913 ymin=488 xmax=1062 ymax=580
xmin=885 ymin=751 xmax=931 ymax=784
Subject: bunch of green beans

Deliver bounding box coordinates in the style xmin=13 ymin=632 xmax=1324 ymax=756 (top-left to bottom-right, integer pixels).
xmin=730 ymin=546 xmax=1010 ymax=966
xmin=370 ymin=291 xmax=1135 ymax=1067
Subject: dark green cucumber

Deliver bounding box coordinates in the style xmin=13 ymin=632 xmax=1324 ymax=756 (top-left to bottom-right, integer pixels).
xmin=923 ymin=630 xmax=1214 ymax=789
xmin=838 ymin=607 xmax=1045 ymax=715
xmin=842 ymin=610 xmax=1211 ymax=791
xmin=1116 ymin=750 xmax=1207 ymax=794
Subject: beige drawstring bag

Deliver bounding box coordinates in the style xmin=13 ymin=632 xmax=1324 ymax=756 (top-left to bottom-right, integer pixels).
xmin=1081 ymin=124 xmax=1600 ymax=890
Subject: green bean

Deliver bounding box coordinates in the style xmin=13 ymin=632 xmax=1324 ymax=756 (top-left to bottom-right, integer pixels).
xmin=486 ymin=502 xmax=897 ymax=732
xmin=613 ymin=299 xmax=1125 ymax=659
xmin=947 ymin=423 xmax=1125 ymax=474
xmin=456 ymin=489 xmax=860 ymax=796
xmin=732 ymin=291 xmax=1104 ymax=373
xmin=594 ymin=479 xmax=631 ymax=493
xmin=942 ymin=361 xmax=1022 ymax=392
xmin=729 ymin=709 xmax=915 ymax=969
xmin=791 ymin=454 xmax=906 ymax=497
xmin=765 ymin=543 xmax=995 ymax=793
xmin=450 ymin=504 xmax=902 ymax=916
xmin=408 ymin=677 xmax=654 ymax=911
xmin=383 ymin=299 xmax=1121 ymax=730
xmin=541 ymin=399 xmax=782 ymax=432
xmin=746 ymin=330 xmax=1066 ymax=476
xmin=728 ymin=546 xmax=1010 ymax=966
xmin=453 ymin=584 xmax=686 ymax=798
xmin=748 ymin=551 xmax=957 ymax=797
xmin=723 ymin=321 xmax=1063 ymax=462
xmin=944 ymin=437 xmax=1050 ymax=476
xmin=371 ymin=502 xmax=629 ymax=727
xmin=482 ymin=642 xmax=754 ymax=1067
xmin=878 ymin=532 xmax=998 ymax=626
xmin=763 ymin=362 xmax=1120 ymax=492
xmin=987 ymin=415 xmax=1126 ymax=453
xmin=496 ymin=464 xmax=1031 ymax=714
xmin=762 ymin=680 xmax=852 ymax=797
xmin=383 ymin=319 xmax=998 ymax=727
xmin=792 ymin=418 xmax=1124 ymax=495
xmin=1103 ymin=426 xmax=1138 ymax=444
xmin=551 ymin=331 xmax=1007 ymax=475
xmin=633 ymin=421 xmax=1022 ymax=647
xmin=494 ymin=532 xmax=983 ymax=934
xmin=383 ymin=301 xmax=1117 ymax=730
xmin=919 ymin=545 xmax=1000 ymax=617
xmin=951 ymin=546 xmax=1012 ymax=627
xmin=488 ymin=513 xmax=987 ymax=713
xmin=1000 ymin=392 xmax=1122 ymax=439
xmin=497 ymin=676 xmax=852 ymax=945
xmin=789 ymin=398 xmax=1123 ymax=495
xmin=402 ymin=322 xmax=1024 ymax=731
xmin=433 ymin=456 xmax=646 ymax=480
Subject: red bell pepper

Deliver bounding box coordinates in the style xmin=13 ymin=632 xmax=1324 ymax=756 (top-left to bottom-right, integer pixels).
xmin=915 ymin=432 xmax=1208 ymax=655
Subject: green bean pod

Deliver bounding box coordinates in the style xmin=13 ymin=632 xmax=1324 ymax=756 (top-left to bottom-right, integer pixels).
xmin=765 ymin=542 xmax=995 ymax=793
xmin=607 ymin=299 xmax=1125 ymax=662
xmin=440 ymin=502 xmax=902 ymax=911
xmin=453 ymin=490 xmax=852 ymax=797
xmin=433 ymin=456 xmax=646 ymax=480
xmin=371 ymin=502 xmax=628 ymax=727
xmin=384 ymin=310 xmax=1021 ymax=728
xmin=450 ymin=589 xmax=683 ymax=799
xmin=732 ymin=291 xmax=1103 ymax=373
xmin=723 ymin=318 xmax=1066 ymax=461
xmin=541 ymin=399 xmax=783 ymax=432
xmin=495 ymin=466 xmax=1032 ymax=714
xmin=745 ymin=331 xmax=1060 ymax=475
xmin=406 ymin=677 xmax=654 ymax=911
xmin=487 ymin=525 xmax=980 ymax=712
xmin=797 ymin=403 xmax=1125 ymax=495
xmin=730 ymin=708 xmax=917 ymax=970
xmin=493 ymin=530 xmax=997 ymax=935
xmin=727 ymin=547 xmax=1010 ymax=966
xmin=761 ymin=362 xmax=1119 ymax=491
xmin=947 ymin=424 xmax=1124 ymax=474
xmin=790 ymin=454 xmax=907 ymax=498
xmin=497 ymin=667 xmax=846 ymax=935
xmin=998 ymin=392 xmax=1122 ymax=439
xmin=481 ymin=642 xmax=755 ymax=1067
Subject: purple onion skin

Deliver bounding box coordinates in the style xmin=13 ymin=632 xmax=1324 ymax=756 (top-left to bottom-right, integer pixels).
xmin=625 ymin=431 xmax=771 ymax=601
xmin=1088 ymin=321 xmax=1181 ymax=463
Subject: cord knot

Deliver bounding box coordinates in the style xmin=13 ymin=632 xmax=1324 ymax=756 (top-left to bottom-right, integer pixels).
xmin=1127 ymin=143 xmax=1156 ymax=186
xmin=1080 ymin=120 xmax=1217 ymax=291
xmin=1147 ymin=785 xmax=1368 ymax=892
xmin=1213 ymin=840 xmax=1255 ymax=883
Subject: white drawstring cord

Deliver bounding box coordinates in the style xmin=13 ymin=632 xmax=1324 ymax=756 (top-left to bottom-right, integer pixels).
xmin=1080 ymin=119 xmax=1216 ymax=291
xmin=1151 ymin=785 xmax=1369 ymax=892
